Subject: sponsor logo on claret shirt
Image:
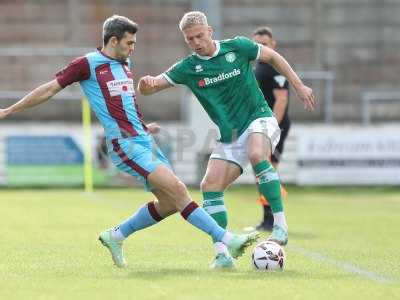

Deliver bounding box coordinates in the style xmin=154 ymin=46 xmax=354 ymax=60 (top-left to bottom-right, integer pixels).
xmin=106 ymin=79 xmax=134 ymax=97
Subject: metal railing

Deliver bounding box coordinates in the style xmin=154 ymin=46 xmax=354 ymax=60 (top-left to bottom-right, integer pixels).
xmin=298 ymin=70 xmax=335 ymax=123
xmin=0 ymin=90 xmax=82 ymax=101
xmin=0 ymin=48 xmax=88 ymax=103
xmin=361 ymin=91 xmax=400 ymax=124
xmin=0 ymin=47 xmax=92 ymax=57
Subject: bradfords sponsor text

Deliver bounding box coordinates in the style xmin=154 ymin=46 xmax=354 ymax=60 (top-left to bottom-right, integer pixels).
xmin=198 ymin=68 xmax=241 ymax=87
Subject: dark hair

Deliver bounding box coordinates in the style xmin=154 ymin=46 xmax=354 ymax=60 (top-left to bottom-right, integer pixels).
xmin=103 ymin=15 xmax=138 ymax=45
xmin=253 ymin=27 xmax=273 ymax=39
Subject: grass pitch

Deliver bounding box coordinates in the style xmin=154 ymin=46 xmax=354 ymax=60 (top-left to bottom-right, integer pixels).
xmin=0 ymin=186 xmax=399 ymax=300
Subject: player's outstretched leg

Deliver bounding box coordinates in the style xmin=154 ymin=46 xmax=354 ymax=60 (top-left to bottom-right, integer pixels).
xmin=148 ymin=165 xmax=259 ymax=262
xmin=180 ymin=200 xmax=260 ymax=260
xmin=226 ymin=231 xmax=260 ymax=259
xmin=99 ymin=228 xmax=127 ymax=268
xmin=98 ymin=201 xmax=171 ymax=268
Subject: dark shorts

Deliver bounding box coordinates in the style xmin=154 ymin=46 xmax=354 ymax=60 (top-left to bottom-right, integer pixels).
xmin=272 ymin=117 xmax=291 ymax=163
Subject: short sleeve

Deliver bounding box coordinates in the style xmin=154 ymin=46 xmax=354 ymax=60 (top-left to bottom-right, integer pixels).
xmin=162 ymin=60 xmax=187 ymax=85
xmin=55 ymin=56 xmax=90 ymax=88
xmin=233 ymin=36 xmax=261 ymax=61
xmin=272 ymin=69 xmax=289 ymax=90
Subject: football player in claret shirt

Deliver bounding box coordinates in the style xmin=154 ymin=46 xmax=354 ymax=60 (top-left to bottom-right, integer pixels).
xmin=0 ymin=15 xmax=259 ymax=268
xmin=252 ymin=27 xmax=291 ymax=231
xmin=138 ymin=11 xmax=315 ymax=269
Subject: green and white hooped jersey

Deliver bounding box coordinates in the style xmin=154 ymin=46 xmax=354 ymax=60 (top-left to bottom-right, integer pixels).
xmin=163 ymin=36 xmax=273 ymax=143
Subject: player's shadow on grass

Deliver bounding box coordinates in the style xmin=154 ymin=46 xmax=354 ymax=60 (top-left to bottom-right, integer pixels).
xmin=127 ymin=268 xmax=352 ymax=281
xmin=286 ymin=231 xmax=317 ymax=240
xmin=257 ymin=231 xmax=317 ymax=241
xmin=228 ymin=270 xmax=355 ymax=281
xmin=127 ymin=268 xmax=207 ymax=279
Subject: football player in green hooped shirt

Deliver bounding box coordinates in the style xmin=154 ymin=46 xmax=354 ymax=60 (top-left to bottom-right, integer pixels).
xmin=138 ymin=11 xmax=315 ymax=269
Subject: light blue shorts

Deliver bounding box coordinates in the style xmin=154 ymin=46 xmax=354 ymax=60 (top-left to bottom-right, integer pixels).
xmin=107 ymin=135 xmax=172 ymax=190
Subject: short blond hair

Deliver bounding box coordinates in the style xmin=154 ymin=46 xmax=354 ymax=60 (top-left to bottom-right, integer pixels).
xmin=179 ymin=11 xmax=208 ymax=31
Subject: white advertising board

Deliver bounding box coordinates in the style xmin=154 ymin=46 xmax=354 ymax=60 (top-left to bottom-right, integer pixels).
xmin=296 ymin=126 xmax=400 ymax=185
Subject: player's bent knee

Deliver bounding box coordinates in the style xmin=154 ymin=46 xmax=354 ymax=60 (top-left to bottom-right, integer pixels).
xmin=200 ymin=176 xmax=223 ymax=192
xmin=170 ymin=179 xmax=189 ymax=199
xmin=248 ymin=150 xmax=268 ymax=166
xmin=200 ymin=178 xmax=208 ymax=191
xmin=200 ymin=176 xmax=227 ymax=192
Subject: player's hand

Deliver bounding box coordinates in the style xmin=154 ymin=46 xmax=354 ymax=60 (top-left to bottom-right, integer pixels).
xmin=0 ymin=108 xmax=10 ymax=119
xmin=295 ymin=84 xmax=315 ymax=111
xmin=138 ymin=75 xmax=161 ymax=95
xmin=147 ymin=122 xmax=161 ymax=134
xmin=138 ymin=75 xmax=158 ymax=90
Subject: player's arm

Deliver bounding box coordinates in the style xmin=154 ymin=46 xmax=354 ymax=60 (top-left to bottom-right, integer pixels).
xmin=258 ymin=46 xmax=315 ymax=111
xmin=1 ymin=56 xmax=89 ymax=120
xmin=146 ymin=122 xmax=161 ymax=134
xmin=137 ymin=74 xmax=172 ymax=95
xmin=272 ymin=89 xmax=288 ymax=124
xmin=0 ymin=79 xmax=63 ymax=119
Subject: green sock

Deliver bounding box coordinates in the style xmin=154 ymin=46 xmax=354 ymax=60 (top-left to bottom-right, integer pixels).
xmin=202 ymin=191 xmax=227 ymax=243
xmin=253 ymin=160 xmax=283 ymax=213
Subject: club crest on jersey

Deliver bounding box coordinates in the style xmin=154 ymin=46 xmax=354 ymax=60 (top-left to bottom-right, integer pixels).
xmin=195 ymin=64 xmax=203 ymax=72
xmin=225 ymin=52 xmax=236 ymax=63
xmin=106 ymin=79 xmax=134 ymax=97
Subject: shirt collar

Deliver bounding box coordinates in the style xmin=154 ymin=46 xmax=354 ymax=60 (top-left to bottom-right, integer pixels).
xmin=97 ymin=47 xmax=128 ymax=65
xmin=195 ymin=41 xmax=220 ymax=60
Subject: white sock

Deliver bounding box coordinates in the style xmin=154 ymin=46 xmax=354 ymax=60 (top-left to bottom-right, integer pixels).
xmin=221 ymin=232 xmax=234 ymax=245
xmin=273 ymin=212 xmax=288 ymax=231
xmin=111 ymin=227 xmax=126 ymax=241
xmin=213 ymin=242 xmax=229 ymax=255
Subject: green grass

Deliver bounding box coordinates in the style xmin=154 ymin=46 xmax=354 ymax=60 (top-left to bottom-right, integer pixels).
xmin=6 ymin=166 xmax=108 ymax=186
xmin=0 ymin=186 xmax=399 ymax=300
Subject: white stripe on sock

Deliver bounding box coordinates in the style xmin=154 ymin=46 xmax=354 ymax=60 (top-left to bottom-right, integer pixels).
xmin=214 ymin=242 xmax=229 ymax=255
xmin=273 ymin=212 xmax=288 ymax=230
xmin=204 ymin=205 xmax=226 ymax=215
xmin=111 ymin=228 xmax=126 ymax=241
xmin=221 ymin=232 xmax=233 ymax=245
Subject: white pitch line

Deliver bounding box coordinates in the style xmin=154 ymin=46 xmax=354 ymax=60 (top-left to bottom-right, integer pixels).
xmin=288 ymin=245 xmax=398 ymax=284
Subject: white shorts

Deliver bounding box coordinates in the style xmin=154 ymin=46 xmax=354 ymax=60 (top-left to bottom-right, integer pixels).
xmin=209 ymin=117 xmax=281 ymax=172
